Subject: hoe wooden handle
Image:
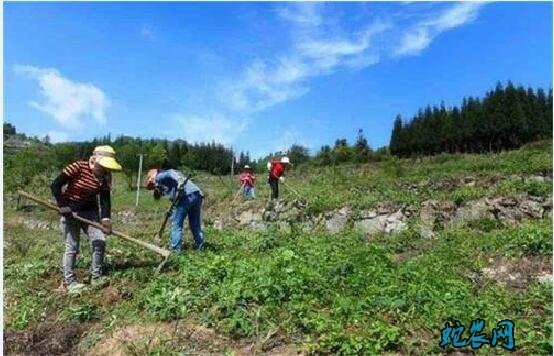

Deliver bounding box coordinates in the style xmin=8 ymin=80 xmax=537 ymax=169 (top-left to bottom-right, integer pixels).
xmin=17 ymin=190 xmax=171 ymax=258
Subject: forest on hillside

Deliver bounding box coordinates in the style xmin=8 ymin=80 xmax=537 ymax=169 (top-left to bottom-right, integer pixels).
xmin=390 ymin=82 xmax=553 ymax=157
xmin=4 ymin=81 xmax=552 ymax=192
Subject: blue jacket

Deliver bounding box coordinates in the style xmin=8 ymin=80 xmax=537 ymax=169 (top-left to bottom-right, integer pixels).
xmin=155 ymin=169 xmax=202 ymax=200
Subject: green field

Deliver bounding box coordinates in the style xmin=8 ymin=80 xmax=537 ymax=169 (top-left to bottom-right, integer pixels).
xmin=3 ymin=141 xmax=553 ymax=355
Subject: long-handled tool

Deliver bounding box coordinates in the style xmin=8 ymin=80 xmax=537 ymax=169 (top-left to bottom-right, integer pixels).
xmin=282 ymin=180 xmax=303 ymax=199
xmin=232 ymin=183 xmax=246 ymax=203
xmin=154 ymin=174 xmax=191 ymax=241
xmin=281 ymin=181 xmax=309 ymax=208
xmin=17 ymin=190 xmax=172 ymax=273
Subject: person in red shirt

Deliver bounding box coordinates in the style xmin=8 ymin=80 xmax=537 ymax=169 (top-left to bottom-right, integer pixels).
xmin=239 ymin=165 xmax=256 ymax=199
xmin=267 ymin=156 xmax=291 ymax=200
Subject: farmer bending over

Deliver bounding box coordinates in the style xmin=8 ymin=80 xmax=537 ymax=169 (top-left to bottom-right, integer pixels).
xmin=267 ymin=156 xmax=291 ymax=200
xmin=146 ymin=168 xmax=205 ymax=251
xmin=51 ymin=145 xmax=122 ymax=293
xmin=239 ymin=165 xmax=256 ymax=199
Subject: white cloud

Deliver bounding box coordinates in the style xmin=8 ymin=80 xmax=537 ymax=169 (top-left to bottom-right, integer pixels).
xmin=174 ymin=113 xmax=248 ymax=145
xmin=275 ymin=129 xmax=307 ymax=153
xmin=141 ymin=26 xmax=156 ymax=41
xmin=428 ymin=2 xmax=484 ymax=31
xmin=14 ymin=65 xmax=109 ymax=129
xmin=176 ymin=2 xmax=487 ymax=150
xmin=276 ymin=2 xmax=323 ymax=27
xmin=219 ymin=8 xmax=390 ymax=115
xmin=394 ymin=2 xmax=485 ymax=56
xmin=45 ymin=131 xmax=70 ymax=143
xmin=394 ymin=27 xmax=432 ymax=56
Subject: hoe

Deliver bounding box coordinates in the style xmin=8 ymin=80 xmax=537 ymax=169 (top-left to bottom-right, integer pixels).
xmin=17 ymin=190 xmax=172 ymax=273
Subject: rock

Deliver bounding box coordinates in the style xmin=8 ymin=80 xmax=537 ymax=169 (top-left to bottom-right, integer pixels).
xmin=354 ymin=215 xmax=387 ymax=235
xmin=450 ymin=199 xmax=493 ymax=226
xmin=488 ymin=197 xmax=527 ymax=226
xmin=462 ymin=176 xmax=476 ymax=187
xmin=262 ymin=210 xmax=278 ymax=222
xmin=419 ymin=226 xmax=435 ymax=239
xmin=239 ymin=210 xmax=255 ymax=225
xmin=520 ymin=199 xmax=544 ymax=219
xmin=384 ymin=210 xmax=407 ymax=234
xmin=325 ymin=207 xmax=350 ymax=233
xmin=213 ymin=220 xmax=223 ymax=231
xmin=496 ymin=209 xmax=527 ymax=227
xmin=498 ymin=197 xmax=518 ymax=207
xmin=273 ymin=201 xmax=286 ymax=213
xmin=404 ymin=205 xmax=418 ymax=218
xmin=419 ymin=200 xmax=438 ymax=226
xmin=250 ymin=222 xmax=267 ymax=232
xmin=419 ymin=200 xmax=456 ymax=230
xmin=376 ymin=202 xmax=397 ymax=215
xmin=537 ymin=272 xmax=553 ymax=285
xmin=359 ymin=209 xmax=378 ymax=219
xmin=540 ymin=196 xmax=553 ymax=209
xmin=525 ymin=175 xmax=546 ymax=184
xmin=280 ymin=207 xmax=301 ymax=222
xmin=277 ymin=221 xmax=291 ymax=233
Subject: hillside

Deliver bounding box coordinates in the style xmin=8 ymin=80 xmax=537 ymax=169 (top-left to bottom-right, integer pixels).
xmin=3 ymin=141 xmax=553 ymax=355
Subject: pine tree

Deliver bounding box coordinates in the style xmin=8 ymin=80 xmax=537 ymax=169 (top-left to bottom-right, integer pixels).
xmin=354 ymin=129 xmax=370 ymax=162
xmin=389 ymin=115 xmax=403 ymax=156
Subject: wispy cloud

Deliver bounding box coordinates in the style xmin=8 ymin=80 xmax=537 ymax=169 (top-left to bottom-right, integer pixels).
xmin=220 ymin=3 xmax=390 ymax=114
xmin=177 ymin=2 xmax=487 ymax=151
xmin=276 ymin=2 xmax=323 ymax=27
xmin=141 ymin=25 xmax=156 ymax=41
xmin=14 ymin=65 xmax=109 ymax=129
xmin=173 ymin=113 xmax=248 ymax=145
xmin=394 ymin=2 xmax=485 ymax=56
xmin=45 ymin=130 xmax=70 ymax=143
xmin=275 ymin=129 xmax=312 ymax=154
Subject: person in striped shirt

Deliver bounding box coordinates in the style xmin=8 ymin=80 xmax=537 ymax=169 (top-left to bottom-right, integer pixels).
xmin=51 ymin=145 xmax=122 ymax=294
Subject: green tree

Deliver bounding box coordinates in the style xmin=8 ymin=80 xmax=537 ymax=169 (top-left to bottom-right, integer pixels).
xmin=354 ymin=129 xmax=371 ymax=162
xmin=389 ymin=115 xmax=403 ymax=156
xmin=287 ymin=144 xmax=310 ymax=165
xmin=117 ymin=142 xmax=142 ymax=188
xmin=147 ymin=144 xmax=168 ymax=168
xmin=3 ymin=122 xmax=16 ymax=136
xmin=317 ymin=145 xmax=332 ymax=165
xmin=332 ymin=139 xmax=353 ymax=163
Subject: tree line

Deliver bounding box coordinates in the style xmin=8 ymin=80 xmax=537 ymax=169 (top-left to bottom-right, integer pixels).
xmin=4 ymin=80 xmax=551 ymax=192
xmin=51 ymin=136 xmax=242 ymax=187
xmin=390 ymin=82 xmax=553 ymax=157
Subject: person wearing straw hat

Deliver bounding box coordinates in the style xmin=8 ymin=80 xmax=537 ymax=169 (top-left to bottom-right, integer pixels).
xmin=239 ymin=165 xmax=256 ymax=199
xmin=267 ymin=156 xmax=291 ymax=200
xmin=50 ymin=145 xmax=122 ymax=294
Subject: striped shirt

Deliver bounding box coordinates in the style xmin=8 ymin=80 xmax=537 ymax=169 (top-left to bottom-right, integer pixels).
xmin=62 ymin=161 xmax=111 ymax=204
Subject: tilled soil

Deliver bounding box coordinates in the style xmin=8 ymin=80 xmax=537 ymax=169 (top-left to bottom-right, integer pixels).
xmin=4 ymin=322 xmax=90 ymax=356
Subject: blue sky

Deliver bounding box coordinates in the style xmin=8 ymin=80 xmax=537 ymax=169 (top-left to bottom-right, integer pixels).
xmin=4 ymin=2 xmax=553 ymax=158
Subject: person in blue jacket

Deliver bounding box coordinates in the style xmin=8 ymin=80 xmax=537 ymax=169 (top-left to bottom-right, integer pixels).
xmin=146 ymin=168 xmax=205 ymax=251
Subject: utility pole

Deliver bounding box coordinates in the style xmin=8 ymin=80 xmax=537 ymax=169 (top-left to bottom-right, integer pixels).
xmin=135 ymin=154 xmax=146 ymax=207
xmin=231 ymin=150 xmax=235 ymax=176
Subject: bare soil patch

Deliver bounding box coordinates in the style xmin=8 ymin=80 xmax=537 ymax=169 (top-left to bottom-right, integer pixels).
xmin=4 ymin=322 xmax=89 ymax=356
xmin=480 ymin=255 xmax=552 ymax=289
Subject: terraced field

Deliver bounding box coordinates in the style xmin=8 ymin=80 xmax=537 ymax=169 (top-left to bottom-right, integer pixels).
xmin=3 ymin=141 xmax=552 ymax=355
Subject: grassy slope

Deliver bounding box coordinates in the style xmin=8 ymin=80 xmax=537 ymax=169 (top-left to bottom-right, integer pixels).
xmin=3 ymin=141 xmax=553 ymax=354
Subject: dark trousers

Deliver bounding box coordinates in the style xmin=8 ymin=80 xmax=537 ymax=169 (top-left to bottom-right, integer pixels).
xmin=268 ymin=177 xmax=279 ymax=199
